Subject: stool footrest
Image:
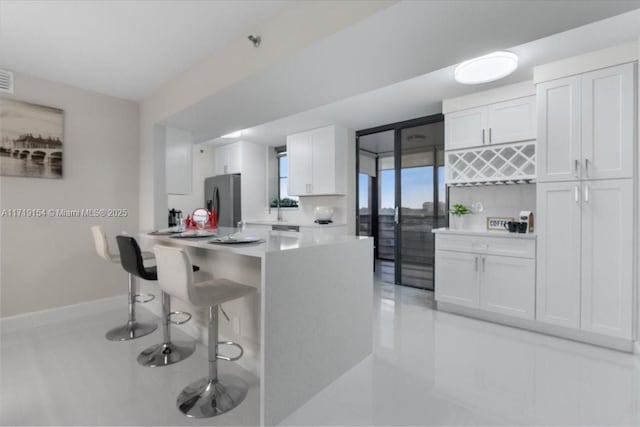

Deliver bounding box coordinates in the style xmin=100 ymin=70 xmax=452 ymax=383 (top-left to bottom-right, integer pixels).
xmin=217 ymin=341 xmax=244 ymax=361
xmin=168 ymin=311 xmax=192 ymax=325
xmin=134 ymin=293 xmax=155 ymax=304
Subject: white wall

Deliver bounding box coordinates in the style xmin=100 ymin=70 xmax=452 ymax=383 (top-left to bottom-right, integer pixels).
xmin=167 ymin=144 xmax=215 ymax=219
xmin=448 ymin=184 xmax=537 ymax=231
xmin=0 ymin=72 xmax=139 ymax=317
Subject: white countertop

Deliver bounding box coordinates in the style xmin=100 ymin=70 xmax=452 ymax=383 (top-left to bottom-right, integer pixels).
xmin=432 ymin=227 xmax=537 ymax=240
xmin=245 ymin=219 xmax=347 ymax=228
xmin=142 ymin=227 xmax=368 ymax=258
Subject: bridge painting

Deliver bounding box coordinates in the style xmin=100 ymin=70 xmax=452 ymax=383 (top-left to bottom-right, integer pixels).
xmin=0 ymin=99 xmax=64 ymax=178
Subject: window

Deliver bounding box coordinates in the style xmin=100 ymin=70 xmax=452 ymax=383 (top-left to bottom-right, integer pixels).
xmin=271 ymin=153 xmax=299 ymax=208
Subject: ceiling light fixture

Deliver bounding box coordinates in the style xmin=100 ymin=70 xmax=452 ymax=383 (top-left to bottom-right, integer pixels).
xmin=454 ymin=51 xmax=518 ymax=85
xmin=222 ymin=130 xmax=243 ymax=138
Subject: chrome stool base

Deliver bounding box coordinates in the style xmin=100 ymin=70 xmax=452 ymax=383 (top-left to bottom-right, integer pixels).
xmin=137 ymin=341 xmax=196 ymax=367
xmin=177 ymin=375 xmax=248 ymax=418
xmin=105 ymin=321 xmax=157 ymax=341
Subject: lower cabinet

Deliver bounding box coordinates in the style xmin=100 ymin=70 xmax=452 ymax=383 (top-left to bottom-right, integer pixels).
xmin=435 ymin=234 xmax=536 ymax=320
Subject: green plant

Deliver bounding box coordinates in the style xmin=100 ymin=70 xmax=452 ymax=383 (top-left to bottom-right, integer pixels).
xmin=449 ymin=204 xmax=472 ymax=216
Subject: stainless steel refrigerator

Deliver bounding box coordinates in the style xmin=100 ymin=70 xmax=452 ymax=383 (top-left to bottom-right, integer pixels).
xmin=204 ymin=174 xmax=241 ymax=227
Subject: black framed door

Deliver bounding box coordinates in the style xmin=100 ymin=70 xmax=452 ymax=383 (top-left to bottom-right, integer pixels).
xmin=357 ymin=114 xmax=446 ymax=290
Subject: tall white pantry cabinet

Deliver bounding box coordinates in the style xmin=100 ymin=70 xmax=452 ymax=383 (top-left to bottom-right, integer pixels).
xmin=536 ymin=62 xmax=636 ymax=340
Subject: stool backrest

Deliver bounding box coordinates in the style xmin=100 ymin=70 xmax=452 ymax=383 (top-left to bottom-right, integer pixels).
xmin=116 ymin=235 xmax=155 ymax=280
xmin=153 ymin=245 xmax=194 ymax=304
xmin=91 ymin=225 xmax=114 ymax=262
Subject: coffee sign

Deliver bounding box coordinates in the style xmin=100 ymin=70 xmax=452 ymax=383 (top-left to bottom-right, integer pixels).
xmin=487 ymin=217 xmax=514 ymax=231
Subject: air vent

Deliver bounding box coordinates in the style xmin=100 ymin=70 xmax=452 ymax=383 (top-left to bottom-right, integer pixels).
xmin=0 ymin=70 xmax=14 ymax=94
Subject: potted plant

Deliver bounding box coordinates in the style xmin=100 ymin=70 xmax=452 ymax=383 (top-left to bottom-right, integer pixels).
xmin=449 ymin=204 xmax=472 ymax=230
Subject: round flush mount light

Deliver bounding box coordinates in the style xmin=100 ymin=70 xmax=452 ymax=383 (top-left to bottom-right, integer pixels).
xmin=454 ymin=51 xmax=518 ymax=85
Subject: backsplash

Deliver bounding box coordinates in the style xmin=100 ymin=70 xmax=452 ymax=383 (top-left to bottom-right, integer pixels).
xmin=448 ymin=184 xmax=536 ymax=231
xmin=262 ymin=195 xmax=347 ymax=225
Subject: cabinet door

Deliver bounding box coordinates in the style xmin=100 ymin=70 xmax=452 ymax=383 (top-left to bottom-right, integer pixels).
xmin=445 ymin=106 xmax=487 ymax=150
xmin=214 ymin=144 xmax=228 ymax=175
xmin=581 ymin=63 xmax=634 ymax=180
xmin=536 ymin=182 xmax=582 ymax=328
xmin=580 ymin=179 xmax=633 ymax=339
xmin=487 ymin=96 xmax=536 ymax=144
xmin=286 ymin=133 xmax=313 ymax=196
xmin=480 ymin=255 xmax=535 ymax=319
xmin=435 ymin=251 xmax=479 ymax=308
xmin=311 ymin=126 xmax=336 ymax=195
xmin=225 ymin=142 xmax=242 ymax=174
xmin=537 ymin=76 xmax=582 ymax=182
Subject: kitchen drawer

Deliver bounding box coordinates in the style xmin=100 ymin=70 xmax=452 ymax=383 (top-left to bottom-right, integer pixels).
xmin=436 ymin=234 xmax=535 ymax=259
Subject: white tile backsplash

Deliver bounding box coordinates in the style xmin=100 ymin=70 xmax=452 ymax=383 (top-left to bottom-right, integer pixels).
xmin=449 ymin=184 xmax=536 ymax=231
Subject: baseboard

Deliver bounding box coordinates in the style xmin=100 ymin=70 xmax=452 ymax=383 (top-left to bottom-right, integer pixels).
xmin=437 ymin=302 xmax=634 ymax=353
xmin=138 ymin=298 xmax=259 ymax=375
xmin=0 ymin=294 xmax=126 ymax=335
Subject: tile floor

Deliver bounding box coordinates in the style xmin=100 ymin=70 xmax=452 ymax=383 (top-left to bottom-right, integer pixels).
xmin=2 ymin=276 xmax=639 ymax=426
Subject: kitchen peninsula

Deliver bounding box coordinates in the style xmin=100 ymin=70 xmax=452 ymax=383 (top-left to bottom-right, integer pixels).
xmin=141 ymin=228 xmax=373 ymax=426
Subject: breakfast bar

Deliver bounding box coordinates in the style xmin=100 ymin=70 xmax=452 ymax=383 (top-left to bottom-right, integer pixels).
xmin=139 ymin=228 xmax=374 ymax=425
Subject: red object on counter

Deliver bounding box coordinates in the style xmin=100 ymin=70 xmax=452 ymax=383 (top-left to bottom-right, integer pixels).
xmin=209 ymin=209 xmax=218 ymax=228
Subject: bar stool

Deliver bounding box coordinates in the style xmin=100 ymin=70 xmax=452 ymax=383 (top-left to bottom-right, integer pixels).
xmin=153 ymin=244 xmax=256 ymax=418
xmin=116 ymin=235 xmax=198 ymax=367
xmin=91 ymin=226 xmax=157 ymax=341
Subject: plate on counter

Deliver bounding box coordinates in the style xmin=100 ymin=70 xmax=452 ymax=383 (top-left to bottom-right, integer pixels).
xmin=171 ymin=230 xmax=218 ymax=239
xmin=148 ymin=228 xmax=184 ymax=236
xmin=209 ymin=235 xmax=263 ymax=244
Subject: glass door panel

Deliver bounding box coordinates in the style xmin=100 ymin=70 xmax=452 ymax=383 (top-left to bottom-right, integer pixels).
xmin=397 ymin=122 xmax=445 ymax=290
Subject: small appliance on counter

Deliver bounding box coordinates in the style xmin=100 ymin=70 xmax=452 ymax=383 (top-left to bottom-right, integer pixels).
xmin=519 ymin=211 xmax=534 ymax=233
xmin=314 ymin=206 xmax=334 ymax=225
xmin=168 ymin=209 xmax=182 ymax=227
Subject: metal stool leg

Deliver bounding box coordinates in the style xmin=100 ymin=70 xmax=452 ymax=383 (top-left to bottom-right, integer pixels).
xmin=137 ymin=291 xmax=195 ymax=367
xmin=106 ymin=274 xmax=157 ymax=341
xmin=176 ymin=305 xmax=248 ymax=418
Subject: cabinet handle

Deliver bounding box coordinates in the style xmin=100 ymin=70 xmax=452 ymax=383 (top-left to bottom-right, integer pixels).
xmin=584 ymin=158 xmax=590 ymax=176
xmin=482 ymin=257 xmax=486 ymax=272
xmin=574 ymin=159 xmax=579 ymax=177
xmin=488 ymin=128 xmax=492 ymax=143
xmin=574 ymin=185 xmax=580 ymax=204
xmin=482 ymin=129 xmax=485 ymax=145
xmin=224 ymin=165 xmax=228 ymax=174
xmin=475 ymin=256 xmax=478 ymax=272
xmin=584 ymin=184 xmax=590 ymax=204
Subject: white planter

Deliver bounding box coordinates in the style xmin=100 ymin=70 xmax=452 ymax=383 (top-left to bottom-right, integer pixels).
xmin=451 ymin=215 xmax=465 ymax=230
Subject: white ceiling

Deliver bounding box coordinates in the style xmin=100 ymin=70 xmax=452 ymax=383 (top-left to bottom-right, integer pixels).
xmin=166 ymin=0 xmax=640 ymax=144
xmin=201 ymin=7 xmax=640 ymax=147
xmin=0 ymin=0 xmax=286 ymax=100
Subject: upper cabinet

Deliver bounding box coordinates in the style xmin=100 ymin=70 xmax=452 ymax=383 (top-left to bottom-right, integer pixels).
xmin=214 ymin=142 xmax=242 ymax=175
xmin=537 ymin=62 xmax=635 ymax=183
xmin=445 ymin=96 xmax=536 ymax=150
xmin=166 ymin=127 xmax=193 ymax=195
xmin=286 ymin=125 xmax=348 ymax=196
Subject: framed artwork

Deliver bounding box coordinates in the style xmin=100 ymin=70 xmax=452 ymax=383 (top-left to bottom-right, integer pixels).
xmin=0 ymin=98 xmax=64 ymax=178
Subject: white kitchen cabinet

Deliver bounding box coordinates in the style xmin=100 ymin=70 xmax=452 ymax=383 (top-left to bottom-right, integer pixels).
xmin=286 ymin=125 xmax=347 ymax=196
xmin=435 ymin=250 xmax=479 ymax=308
xmin=435 ymin=233 xmax=536 ymax=317
xmin=536 ymin=179 xmax=633 ymax=339
xmin=537 ymin=62 xmax=635 ymax=183
xmin=536 ymin=181 xmax=582 ymax=328
xmin=536 ymin=76 xmax=582 ymax=183
xmin=286 ymin=132 xmax=313 ymax=195
xmin=580 ymin=179 xmax=633 ymax=339
xmin=487 ymin=96 xmax=536 ymax=144
xmin=445 ymin=106 xmax=487 ymax=150
xmin=581 ymin=63 xmax=634 ymax=180
xmin=480 ymin=254 xmax=535 ymax=319
xmin=214 ymin=142 xmax=241 ymax=175
xmin=166 ymin=127 xmax=193 ymax=195
xmin=445 ymin=96 xmax=536 ymax=150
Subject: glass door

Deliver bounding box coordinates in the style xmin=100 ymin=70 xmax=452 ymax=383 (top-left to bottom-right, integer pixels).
xmin=396 ymin=122 xmax=445 ymax=290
